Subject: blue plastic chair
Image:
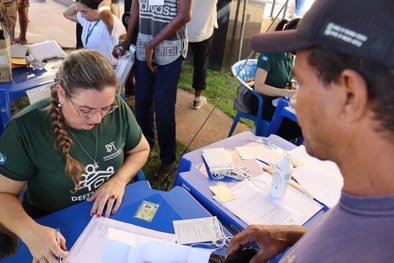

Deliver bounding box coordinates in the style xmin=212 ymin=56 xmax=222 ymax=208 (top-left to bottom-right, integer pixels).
xmin=228 ymin=59 xmax=270 ymax=137
xmin=265 ymin=97 xmax=304 ymax=145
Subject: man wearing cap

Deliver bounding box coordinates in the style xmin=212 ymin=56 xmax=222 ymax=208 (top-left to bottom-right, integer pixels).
xmin=226 ymin=0 xmax=394 ymax=262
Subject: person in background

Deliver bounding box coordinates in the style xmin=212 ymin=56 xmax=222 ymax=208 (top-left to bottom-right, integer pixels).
xmin=112 ymin=0 xmax=191 ymax=181
xmin=226 ymin=0 xmax=394 ymax=262
xmin=76 ymin=0 xmax=120 ymax=49
xmin=64 ymin=0 xmax=125 ymax=65
xmin=12 ymin=0 xmax=28 ymax=44
xmin=0 ymin=0 xmax=17 ymax=34
xmin=0 ymin=49 xmax=150 ymax=261
xmin=252 ymin=18 xmax=302 ymax=141
xmin=187 ymin=0 xmax=218 ymax=110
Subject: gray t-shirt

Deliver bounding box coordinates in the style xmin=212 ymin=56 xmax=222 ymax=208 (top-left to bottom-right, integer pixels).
xmin=280 ymin=191 xmax=394 ymax=262
xmin=136 ymin=0 xmax=188 ymax=65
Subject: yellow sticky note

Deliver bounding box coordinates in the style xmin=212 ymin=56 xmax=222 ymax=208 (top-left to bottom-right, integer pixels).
xmin=209 ymin=182 xmax=235 ymax=203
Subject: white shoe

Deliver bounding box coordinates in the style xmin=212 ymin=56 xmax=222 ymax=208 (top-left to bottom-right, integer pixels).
xmin=190 ymin=96 xmax=207 ymax=109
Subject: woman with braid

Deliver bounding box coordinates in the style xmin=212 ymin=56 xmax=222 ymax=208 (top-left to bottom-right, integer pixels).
xmin=0 ymin=49 xmax=150 ymax=261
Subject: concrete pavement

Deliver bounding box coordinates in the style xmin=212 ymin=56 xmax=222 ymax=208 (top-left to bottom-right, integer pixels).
xmin=15 ymin=0 xmax=250 ymax=150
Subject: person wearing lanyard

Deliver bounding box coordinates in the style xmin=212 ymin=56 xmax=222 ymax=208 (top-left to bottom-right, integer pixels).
xmin=63 ymin=0 xmax=125 ymax=65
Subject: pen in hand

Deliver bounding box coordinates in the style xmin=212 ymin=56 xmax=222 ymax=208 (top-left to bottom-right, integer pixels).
xmin=56 ymin=228 xmax=62 ymax=263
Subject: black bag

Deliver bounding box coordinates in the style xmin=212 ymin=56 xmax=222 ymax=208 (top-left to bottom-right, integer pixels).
xmin=233 ymin=85 xmax=258 ymax=115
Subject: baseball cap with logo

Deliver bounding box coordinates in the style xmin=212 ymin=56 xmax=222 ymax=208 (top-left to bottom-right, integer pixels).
xmin=250 ymin=0 xmax=394 ymax=67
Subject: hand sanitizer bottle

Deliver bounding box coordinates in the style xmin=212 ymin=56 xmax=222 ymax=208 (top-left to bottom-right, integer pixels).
xmin=269 ymin=151 xmax=293 ymax=198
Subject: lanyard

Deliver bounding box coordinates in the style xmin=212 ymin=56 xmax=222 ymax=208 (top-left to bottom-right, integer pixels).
xmin=85 ymin=20 xmax=100 ymax=47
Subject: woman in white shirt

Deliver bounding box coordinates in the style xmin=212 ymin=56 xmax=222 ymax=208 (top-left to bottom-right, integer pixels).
xmin=63 ymin=0 xmax=125 ymax=65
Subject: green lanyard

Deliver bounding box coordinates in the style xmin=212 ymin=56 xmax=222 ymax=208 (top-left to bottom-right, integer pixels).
xmin=85 ymin=20 xmax=100 ymax=47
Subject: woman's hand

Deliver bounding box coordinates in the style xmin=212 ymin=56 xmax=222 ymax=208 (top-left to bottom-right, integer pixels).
xmin=86 ymin=177 xmax=126 ymax=218
xmin=23 ymin=225 xmax=68 ymax=263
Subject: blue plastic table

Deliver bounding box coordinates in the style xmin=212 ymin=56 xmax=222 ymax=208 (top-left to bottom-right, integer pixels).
xmin=0 ymin=59 xmax=62 ymax=134
xmin=2 ymin=180 xmax=230 ymax=262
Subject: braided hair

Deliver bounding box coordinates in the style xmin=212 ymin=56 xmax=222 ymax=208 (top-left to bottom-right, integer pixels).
xmin=48 ymin=49 xmax=117 ymax=189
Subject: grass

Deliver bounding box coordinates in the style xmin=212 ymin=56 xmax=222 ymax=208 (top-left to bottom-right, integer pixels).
xmin=178 ymin=61 xmax=239 ymax=118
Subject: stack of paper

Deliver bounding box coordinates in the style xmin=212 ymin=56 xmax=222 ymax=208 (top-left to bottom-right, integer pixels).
xmin=27 ymin=40 xmax=66 ymax=61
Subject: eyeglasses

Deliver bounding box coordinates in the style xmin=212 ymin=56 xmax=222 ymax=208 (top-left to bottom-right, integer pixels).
xmin=69 ymin=98 xmax=118 ymax=119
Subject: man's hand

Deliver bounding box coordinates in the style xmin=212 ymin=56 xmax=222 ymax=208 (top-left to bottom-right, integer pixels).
xmin=226 ymin=225 xmax=307 ymax=263
xmin=145 ymin=43 xmax=158 ymax=73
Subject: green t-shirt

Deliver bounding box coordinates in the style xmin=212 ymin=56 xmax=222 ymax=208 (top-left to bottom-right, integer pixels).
xmin=257 ymin=52 xmax=294 ymax=97
xmin=0 ymin=96 xmax=142 ymax=212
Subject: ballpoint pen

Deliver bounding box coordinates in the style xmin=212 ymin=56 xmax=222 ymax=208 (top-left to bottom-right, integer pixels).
xmin=56 ymin=228 xmax=62 ymax=263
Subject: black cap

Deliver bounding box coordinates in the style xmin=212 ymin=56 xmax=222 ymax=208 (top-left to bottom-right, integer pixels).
xmin=250 ymin=0 xmax=394 ymax=67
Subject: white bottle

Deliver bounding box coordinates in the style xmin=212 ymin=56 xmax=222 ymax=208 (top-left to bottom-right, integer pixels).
xmin=269 ymin=151 xmax=293 ymax=199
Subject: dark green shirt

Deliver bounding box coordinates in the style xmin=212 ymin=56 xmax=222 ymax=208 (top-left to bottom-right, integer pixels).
xmin=257 ymin=52 xmax=294 ymax=96
xmin=0 ymin=96 xmax=142 ymax=212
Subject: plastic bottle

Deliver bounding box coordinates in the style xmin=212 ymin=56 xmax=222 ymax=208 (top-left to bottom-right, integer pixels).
xmin=269 ymin=151 xmax=293 ymax=198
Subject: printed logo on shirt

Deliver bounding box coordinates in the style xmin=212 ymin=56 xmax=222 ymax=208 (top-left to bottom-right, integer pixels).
xmin=140 ymin=0 xmax=178 ymax=22
xmin=105 ymin=142 xmax=117 ymax=153
xmin=74 ymin=164 xmax=115 ymax=193
xmin=262 ymin=55 xmax=269 ymax=61
xmin=0 ymin=153 xmax=6 ymax=165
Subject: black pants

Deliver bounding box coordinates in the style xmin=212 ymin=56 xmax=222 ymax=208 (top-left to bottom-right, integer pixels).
xmin=189 ymin=35 xmax=214 ymax=91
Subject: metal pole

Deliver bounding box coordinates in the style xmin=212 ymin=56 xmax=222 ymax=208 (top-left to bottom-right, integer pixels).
xmin=237 ymin=0 xmax=248 ymax=61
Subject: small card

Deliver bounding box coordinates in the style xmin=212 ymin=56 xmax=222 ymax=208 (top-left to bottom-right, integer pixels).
xmin=173 ymin=217 xmax=224 ymax=245
xmin=209 ymin=182 xmax=235 ymax=202
xmin=134 ymin=201 xmax=159 ymax=222
xmin=149 ymin=0 xmax=164 ymax=6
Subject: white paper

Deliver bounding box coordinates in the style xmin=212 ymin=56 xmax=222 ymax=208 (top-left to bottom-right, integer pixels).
xmin=115 ymin=51 xmax=134 ymax=87
xmin=291 ymin=145 xmax=343 ymax=208
xmin=128 ymin=241 xmax=212 ymax=263
xmin=216 ymin=177 xmax=322 ymax=226
xmin=26 ymin=84 xmax=51 ymax=104
xmin=64 ymin=216 xmax=176 ymax=263
xmin=102 ymin=228 xmax=213 ymax=263
xmin=10 ymin=45 xmax=28 ymax=58
xmin=235 ymin=145 xmax=284 ymax=164
xmin=202 ymin=148 xmax=234 ymax=172
xmin=173 ymin=217 xmax=224 ymax=245
xmin=28 ymin=40 xmax=66 ymax=61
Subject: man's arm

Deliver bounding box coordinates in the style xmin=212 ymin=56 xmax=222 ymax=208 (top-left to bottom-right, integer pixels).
xmin=226 ymin=225 xmax=307 ymax=263
xmin=112 ymin=0 xmax=139 ymax=58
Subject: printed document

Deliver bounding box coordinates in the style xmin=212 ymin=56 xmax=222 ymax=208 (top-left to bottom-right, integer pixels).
xmin=64 ymin=216 xmax=177 ymax=263
xmin=216 ymin=176 xmax=323 ymax=226
xmin=64 ymin=216 xmax=213 ymax=263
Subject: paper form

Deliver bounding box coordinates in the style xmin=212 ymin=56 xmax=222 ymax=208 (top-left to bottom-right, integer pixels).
xmin=173 ymin=217 xmax=224 ymax=245
xmin=64 ymin=216 xmax=176 ymax=263
xmin=291 ymin=145 xmax=343 ymax=208
xmin=216 ymin=177 xmax=322 ymax=226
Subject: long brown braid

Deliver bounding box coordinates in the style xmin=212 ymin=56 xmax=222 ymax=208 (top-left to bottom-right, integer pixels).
xmin=47 ymin=49 xmax=118 ymax=189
